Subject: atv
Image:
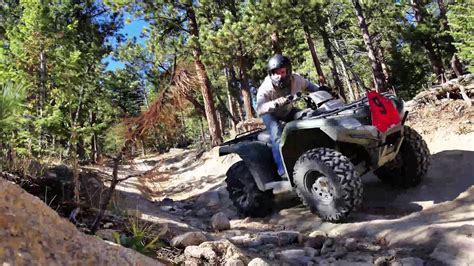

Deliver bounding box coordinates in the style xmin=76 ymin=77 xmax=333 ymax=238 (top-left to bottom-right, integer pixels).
xmin=219 ymin=90 xmax=430 ymax=222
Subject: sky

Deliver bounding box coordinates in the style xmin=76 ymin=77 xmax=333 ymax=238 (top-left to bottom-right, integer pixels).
xmin=102 ymin=17 xmax=149 ymax=71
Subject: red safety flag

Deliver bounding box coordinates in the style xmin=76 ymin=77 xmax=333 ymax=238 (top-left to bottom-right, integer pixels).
xmin=367 ymin=91 xmax=401 ymax=133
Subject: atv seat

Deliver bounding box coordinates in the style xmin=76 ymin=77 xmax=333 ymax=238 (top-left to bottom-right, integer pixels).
xmin=257 ymin=130 xmax=272 ymax=143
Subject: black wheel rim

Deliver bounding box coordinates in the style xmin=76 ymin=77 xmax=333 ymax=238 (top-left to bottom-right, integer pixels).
xmin=230 ymin=180 xmax=252 ymax=209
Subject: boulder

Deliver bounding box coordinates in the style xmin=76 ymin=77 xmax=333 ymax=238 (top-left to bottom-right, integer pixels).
xmin=171 ymin=231 xmax=207 ymax=248
xmin=211 ymin=212 xmax=230 ymax=231
xmin=0 ymin=179 xmax=160 ymax=265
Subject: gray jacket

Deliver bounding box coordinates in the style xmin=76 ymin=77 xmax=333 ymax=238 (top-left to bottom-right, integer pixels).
xmin=256 ymin=73 xmax=319 ymax=119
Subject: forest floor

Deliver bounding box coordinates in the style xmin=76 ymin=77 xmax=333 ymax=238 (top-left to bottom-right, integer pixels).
xmin=86 ymin=97 xmax=474 ymax=265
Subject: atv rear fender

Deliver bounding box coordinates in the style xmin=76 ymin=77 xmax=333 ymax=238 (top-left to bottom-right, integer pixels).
xmin=279 ymin=116 xmax=404 ymax=183
xmin=219 ymin=141 xmax=281 ymax=191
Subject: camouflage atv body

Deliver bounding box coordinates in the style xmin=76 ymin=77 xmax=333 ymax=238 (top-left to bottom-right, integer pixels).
xmin=219 ymin=91 xmax=430 ymax=222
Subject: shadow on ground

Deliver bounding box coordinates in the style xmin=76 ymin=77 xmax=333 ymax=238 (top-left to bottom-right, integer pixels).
xmin=258 ymin=150 xmax=474 ymax=229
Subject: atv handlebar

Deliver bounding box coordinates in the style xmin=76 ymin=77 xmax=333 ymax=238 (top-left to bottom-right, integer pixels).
xmin=274 ymin=92 xmax=304 ymax=108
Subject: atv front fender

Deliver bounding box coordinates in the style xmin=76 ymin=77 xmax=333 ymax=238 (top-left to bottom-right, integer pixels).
xmin=219 ymin=141 xmax=281 ymax=191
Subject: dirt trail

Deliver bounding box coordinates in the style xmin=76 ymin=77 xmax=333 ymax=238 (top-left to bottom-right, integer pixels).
xmin=98 ymin=100 xmax=474 ymax=264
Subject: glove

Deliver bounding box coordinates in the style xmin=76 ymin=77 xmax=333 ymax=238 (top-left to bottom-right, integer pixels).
xmin=273 ymin=96 xmax=288 ymax=108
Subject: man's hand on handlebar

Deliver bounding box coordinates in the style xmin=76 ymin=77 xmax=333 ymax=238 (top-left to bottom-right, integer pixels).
xmin=273 ymin=96 xmax=289 ymax=108
xmin=273 ymin=92 xmax=304 ymax=108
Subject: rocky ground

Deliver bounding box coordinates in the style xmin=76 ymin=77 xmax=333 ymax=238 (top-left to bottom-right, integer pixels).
xmin=86 ymin=97 xmax=473 ymax=265
xmin=1 ymin=80 xmax=473 ymax=265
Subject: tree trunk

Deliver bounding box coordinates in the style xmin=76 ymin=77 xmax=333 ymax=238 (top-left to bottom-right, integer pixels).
xmin=186 ymin=5 xmax=223 ymax=146
xmin=302 ymin=23 xmax=327 ymax=85
xmin=372 ymin=34 xmax=391 ymax=84
xmin=90 ymin=111 xmax=98 ymax=163
xmin=425 ymin=39 xmax=446 ymax=83
xmin=339 ymin=59 xmax=355 ymax=102
xmin=271 ymin=31 xmax=282 ymax=54
xmin=438 ymin=0 xmax=462 ymax=77
xmin=352 ymin=0 xmax=387 ymax=92
xmin=238 ymin=55 xmax=254 ymax=120
xmin=451 ymin=54 xmax=463 ymax=78
xmin=228 ymin=66 xmax=244 ymax=121
xmin=225 ymin=68 xmax=238 ymax=132
xmin=318 ymin=25 xmax=346 ymax=100
xmin=412 ymin=0 xmax=445 ymax=83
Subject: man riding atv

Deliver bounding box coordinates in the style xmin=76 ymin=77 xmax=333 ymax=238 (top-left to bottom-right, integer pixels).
xmin=220 ymin=55 xmax=430 ymax=222
xmin=257 ymin=54 xmax=330 ymax=178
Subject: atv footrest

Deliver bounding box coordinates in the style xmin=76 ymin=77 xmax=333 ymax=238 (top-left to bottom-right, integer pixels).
xmin=264 ymin=181 xmax=292 ymax=194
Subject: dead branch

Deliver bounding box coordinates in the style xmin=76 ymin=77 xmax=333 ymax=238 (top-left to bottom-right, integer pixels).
xmin=90 ymin=153 xmax=122 ymax=234
xmin=413 ymin=74 xmax=474 ymax=105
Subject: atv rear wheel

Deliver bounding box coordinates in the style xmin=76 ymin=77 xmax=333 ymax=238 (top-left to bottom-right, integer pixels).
xmin=293 ymin=148 xmax=363 ymax=222
xmin=225 ymin=161 xmax=273 ymax=217
xmin=375 ymin=126 xmax=430 ymax=188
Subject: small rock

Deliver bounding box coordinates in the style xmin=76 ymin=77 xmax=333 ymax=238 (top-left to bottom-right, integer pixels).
xmin=256 ymin=232 xmax=279 ymax=245
xmin=224 ymin=258 xmax=244 ymax=266
xmin=195 ymin=208 xmax=210 ymax=217
xmin=332 ymin=247 xmax=347 ymax=259
xmin=308 ymin=230 xmax=327 ymax=238
xmin=288 ymin=256 xmax=312 ymax=265
xmin=103 ymin=222 xmax=113 ymax=229
xmin=314 ymin=257 xmax=336 ymax=265
xmin=268 ymin=251 xmax=276 ymax=260
xmin=195 ymin=191 xmax=220 ymax=208
xmin=456 ymin=224 xmax=474 ymax=236
xmin=344 ymin=252 xmax=374 ymax=262
xmin=229 ymin=235 xmax=261 ymax=247
xmin=321 ymin=245 xmax=335 ymax=256
xmin=321 ymin=238 xmax=335 ymax=255
xmin=323 ymin=238 xmax=334 ymax=247
xmin=390 ymin=257 xmax=425 ymax=266
xmin=276 ymin=231 xmax=300 ymax=245
xmin=171 ymin=231 xmax=207 ymax=248
xmin=248 ymin=257 xmax=271 ymax=266
xmin=211 ymin=212 xmax=230 ymax=231
xmin=304 ymin=235 xmax=326 ymax=249
xmin=373 ymin=256 xmax=393 ymax=266
xmin=199 ymin=239 xmax=248 ymax=264
xmin=344 ymin=238 xmax=358 ymax=251
xmin=160 ymin=205 xmax=175 ymax=212
xmin=304 ymin=247 xmax=319 ymax=257
xmin=358 ymin=241 xmax=381 ymax=252
xmin=279 ymin=249 xmax=306 ymax=259
xmin=334 ymin=261 xmax=372 ymax=266
xmin=95 ymin=229 xmax=117 ymax=242
xmin=184 ymin=245 xmax=216 ymax=261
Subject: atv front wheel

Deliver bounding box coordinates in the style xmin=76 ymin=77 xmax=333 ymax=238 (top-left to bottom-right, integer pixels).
xmin=225 ymin=161 xmax=273 ymax=217
xmin=293 ymin=148 xmax=363 ymax=222
xmin=375 ymin=126 xmax=430 ymax=188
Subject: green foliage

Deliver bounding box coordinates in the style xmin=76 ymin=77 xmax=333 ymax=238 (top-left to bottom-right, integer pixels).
xmin=447 ymin=3 xmax=474 ymax=72
xmin=0 ymin=82 xmax=27 ymax=134
xmin=112 ymin=213 xmax=167 ymax=256
xmin=1 ymin=0 xmax=468 ymax=160
xmin=103 ymin=123 xmax=127 ymax=155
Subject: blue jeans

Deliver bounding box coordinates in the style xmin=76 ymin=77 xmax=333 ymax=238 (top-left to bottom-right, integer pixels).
xmin=261 ymin=109 xmax=299 ymax=176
